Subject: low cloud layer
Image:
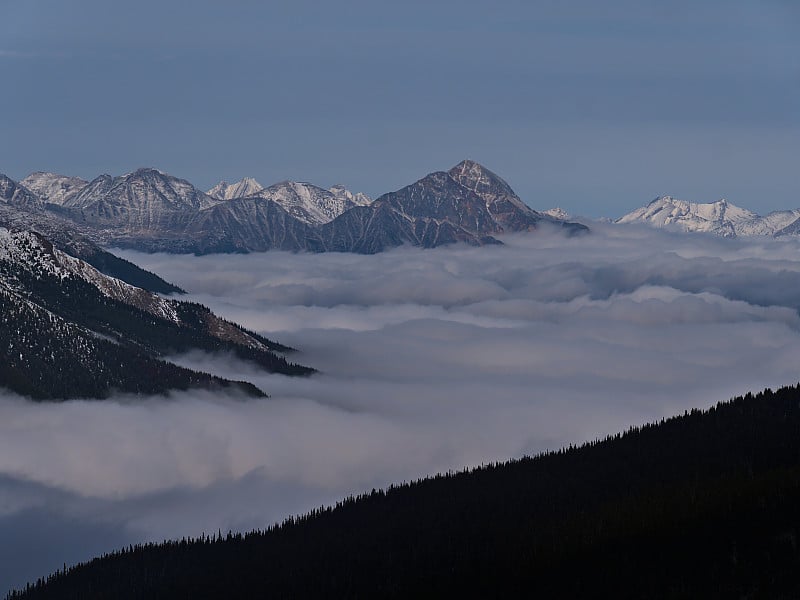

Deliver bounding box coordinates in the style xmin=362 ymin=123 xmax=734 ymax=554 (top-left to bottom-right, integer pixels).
xmin=4 ymin=223 xmax=800 ymax=591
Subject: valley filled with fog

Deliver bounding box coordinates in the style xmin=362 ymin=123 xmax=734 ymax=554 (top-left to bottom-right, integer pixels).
xmin=4 ymin=223 xmax=800 ymax=590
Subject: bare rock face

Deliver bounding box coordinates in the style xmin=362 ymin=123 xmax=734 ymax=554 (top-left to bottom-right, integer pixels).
xmin=319 ymin=162 xmax=587 ymax=253
xmin=447 ymin=160 xmax=588 ymax=236
xmin=447 ymin=159 xmax=539 ymax=230
xmin=182 ymin=196 xmax=324 ymax=253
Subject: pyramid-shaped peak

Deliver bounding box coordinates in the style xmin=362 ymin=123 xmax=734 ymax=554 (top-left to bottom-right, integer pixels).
xmin=448 ymin=160 xmax=515 ymax=198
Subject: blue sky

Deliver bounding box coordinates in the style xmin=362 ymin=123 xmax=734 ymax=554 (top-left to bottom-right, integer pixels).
xmin=1 ymin=0 xmax=799 ymax=216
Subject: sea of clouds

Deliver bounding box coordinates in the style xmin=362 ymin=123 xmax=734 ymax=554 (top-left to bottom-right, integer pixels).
xmin=3 ymin=222 xmax=800 ymax=591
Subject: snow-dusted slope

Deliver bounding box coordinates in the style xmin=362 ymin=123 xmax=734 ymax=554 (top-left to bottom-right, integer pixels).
xmin=21 ymin=172 xmax=88 ymax=205
xmin=739 ymin=210 xmax=800 ymax=236
xmin=617 ymin=196 xmax=800 ymax=238
xmin=61 ymin=168 xmax=220 ymax=233
xmin=254 ymin=181 xmax=369 ymax=226
xmin=0 ymin=174 xmax=43 ymax=209
xmin=0 ymin=227 xmax=181 ymax=323
xmin=208 ymin=177 xmax=265 ymax=201
xmin=0 ymin=226 xmax=312 ymax=398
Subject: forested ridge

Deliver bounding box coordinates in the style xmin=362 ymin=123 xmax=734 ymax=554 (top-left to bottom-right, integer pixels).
xmin=10 ymin=384 xmax=800 ymax=598
xmin=0 ymin=230 xmax=313 ymax=399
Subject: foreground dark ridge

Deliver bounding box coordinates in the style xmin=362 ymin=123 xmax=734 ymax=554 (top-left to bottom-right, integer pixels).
xmin=11 ymin=385 xmax=800 ymax=598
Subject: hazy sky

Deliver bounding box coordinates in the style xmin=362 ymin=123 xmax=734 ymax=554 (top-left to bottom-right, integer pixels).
xmin=5 ymin=225 xmax=800 ymax=591
xmin=2 ymin=0 xmax=799 ymax=216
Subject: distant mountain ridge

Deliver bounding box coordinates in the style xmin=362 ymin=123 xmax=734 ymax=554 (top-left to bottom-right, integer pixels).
xmin=1 ymin=160 xmax=588 ymax=254
xmin=617 ymin=195 xmax=800 ymax=237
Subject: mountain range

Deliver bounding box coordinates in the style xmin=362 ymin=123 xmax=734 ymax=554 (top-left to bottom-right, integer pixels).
xmin=0 ymin=226 xmax=313 ymax=400
xmin=1 ymin=161 xmax=588 ymax=254
xmin=617 ymin=195 xmax=800 ymax=238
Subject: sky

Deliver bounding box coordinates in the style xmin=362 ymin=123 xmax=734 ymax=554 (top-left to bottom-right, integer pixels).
xmin=4 ymin=225 xmax=800 ymax=591
xmin=1 ymin=0 xmax=799 ymax=216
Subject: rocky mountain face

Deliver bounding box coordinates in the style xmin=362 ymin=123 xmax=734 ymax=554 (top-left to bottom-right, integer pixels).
xmin=318 ymin=161 xmax=588 ymax=253
xmin=0 ymin=227 xmax=313 ymax=399
xmin=2 ymin=161 xmax=587 ymax=254
xmin=178 ymin=197 xmax=323 ymax=253
xmin=53 ymin=168 xmax=220 ymax=234
xmin=617 ymin=196 xmax=800 ymax=238
xmin=20 ymin=172 xmax=88 ymax=205
xmin=448 ymin=160 xmax=541 ymax=231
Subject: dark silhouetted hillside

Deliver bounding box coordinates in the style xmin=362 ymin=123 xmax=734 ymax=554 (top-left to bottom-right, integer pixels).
xmin=10 ymin=385 xmax=800 ymax=597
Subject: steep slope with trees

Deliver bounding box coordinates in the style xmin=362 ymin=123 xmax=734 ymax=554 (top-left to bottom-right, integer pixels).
xmin=10 ymin=385 xmax=800 ymax=597
xmin=0 ymin=228 xmax=312 ymax=399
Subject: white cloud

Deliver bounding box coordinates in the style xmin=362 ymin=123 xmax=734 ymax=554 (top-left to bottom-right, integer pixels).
xmin=4 ymin=223 xmax=800 ymax=591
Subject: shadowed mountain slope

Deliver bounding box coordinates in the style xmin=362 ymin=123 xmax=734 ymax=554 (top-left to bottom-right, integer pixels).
xmin=11 ymin=384 xmax=800 ymax=596
xmin=0 ymin=228 xmax=312 ymax=399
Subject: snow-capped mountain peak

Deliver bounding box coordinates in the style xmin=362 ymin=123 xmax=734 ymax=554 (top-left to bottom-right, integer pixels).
xmin=254 ymin=181 xmax=370 ymax=226
xmin=208 ymin=177 xmax=264 ymax=201
xmin=20 ymin=172 xmax=88 ymax=205
xmin=617 ymin=195 xmax=800 ymax=238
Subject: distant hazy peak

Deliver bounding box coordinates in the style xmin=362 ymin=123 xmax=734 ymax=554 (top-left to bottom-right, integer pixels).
xmin=208 ymin=177 xmax=265 ymax=201
xmin=254 ymin=181 xmax=366 ymax=226
xmin=617 ymin=195 xmax=800 ymax=238
xmin=329 ymin=184 xmax=372 ymax=207
xmin=543 ymin=207 xmax=570 ymax=220
xmin=21 ymin=172 xmax=89 ymax=205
